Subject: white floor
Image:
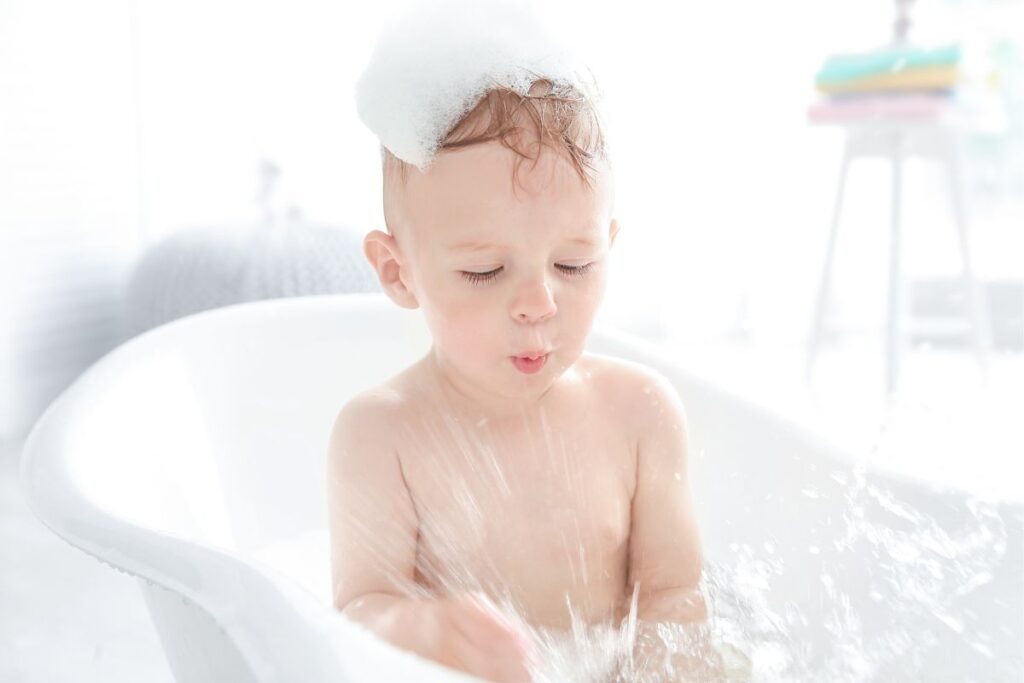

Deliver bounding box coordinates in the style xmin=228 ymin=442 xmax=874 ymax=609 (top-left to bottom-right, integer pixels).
xmin=2 ymin=336 xmax=1020 ymax=682
xmin=0 ymin=439 xmax=173 ymax=682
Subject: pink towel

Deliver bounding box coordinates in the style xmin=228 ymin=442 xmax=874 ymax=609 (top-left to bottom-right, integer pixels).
xmin=807 ymin=94 xmax=952 ymax=123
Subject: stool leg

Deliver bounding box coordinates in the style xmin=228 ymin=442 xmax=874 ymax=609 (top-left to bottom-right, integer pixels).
xmin=946 ymin=138 xmax=992 ymax=379
xmin=887 ymin=132 xmax=904 ymax=396
xmin=806 ymin=137 xmax=853 ymax=383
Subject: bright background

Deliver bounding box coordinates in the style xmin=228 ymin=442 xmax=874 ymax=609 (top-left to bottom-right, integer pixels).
xmin=1 ymin=0 xmax=1022 ymax=678
xmin=6 ymin=0 xmax=1022 ymax=477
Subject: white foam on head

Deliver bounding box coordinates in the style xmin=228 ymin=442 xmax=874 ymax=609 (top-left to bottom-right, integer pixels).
xmin=355 ymin=0 xmax=601 ymax=171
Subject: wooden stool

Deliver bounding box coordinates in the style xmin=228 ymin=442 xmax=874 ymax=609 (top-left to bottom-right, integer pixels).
xmin=805 ymin=119 xmax=992 ymax=394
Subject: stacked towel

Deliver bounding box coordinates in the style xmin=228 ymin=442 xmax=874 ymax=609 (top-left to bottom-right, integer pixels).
xmin=809 ymin=43 xmax=961 ymax=123
xmin=816 ymin=43 xmax=961 ymax=94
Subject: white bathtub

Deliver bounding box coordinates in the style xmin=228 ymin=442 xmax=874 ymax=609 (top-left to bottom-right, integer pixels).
xmin=21 ymin=293 xmax=1022 ymax=681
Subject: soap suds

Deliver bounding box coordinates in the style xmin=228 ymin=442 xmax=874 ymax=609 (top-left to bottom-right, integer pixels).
xmin=355 ymin=0 xmax=601 ymax=170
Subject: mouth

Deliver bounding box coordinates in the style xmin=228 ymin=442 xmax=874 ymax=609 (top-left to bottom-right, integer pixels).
xmin=511 ymin=352 xmax=549 ymax=375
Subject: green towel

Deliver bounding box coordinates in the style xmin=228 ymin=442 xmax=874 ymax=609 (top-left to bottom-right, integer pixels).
xmin=816 ymin=43 xmax=961 ymax=85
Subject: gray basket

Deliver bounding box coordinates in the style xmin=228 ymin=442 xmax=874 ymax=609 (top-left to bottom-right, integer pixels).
xmin=124 ymin=220 xmax=380 ymax=338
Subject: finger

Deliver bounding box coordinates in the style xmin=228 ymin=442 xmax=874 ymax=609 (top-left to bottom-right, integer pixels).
xmin=449 ymin=613 xmax=532 ymax=678
xmin=447 ymin=595 xmax=536 ymax=673
xmin=458 ymin=594 xmax=532 ymax=645
xmin=444 ymin=624 xmax=529 ymax=683
xmin=449 ymin=609 xmax=517 ymax=656
xmin=451 ymin=599 xmax=519 ymax=643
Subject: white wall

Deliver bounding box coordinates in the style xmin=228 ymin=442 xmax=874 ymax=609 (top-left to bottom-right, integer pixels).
xmin=3 ymin=0 xmax=1021 ymax=437
xmin=1 ymin=1 xmax=141 ymax=437
xmin=125 ymin=0 xmax=894 ymax=341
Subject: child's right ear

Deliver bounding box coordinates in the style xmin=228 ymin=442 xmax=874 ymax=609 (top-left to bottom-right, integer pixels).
xmin=363 ymin=230 xmax=419 ymax=309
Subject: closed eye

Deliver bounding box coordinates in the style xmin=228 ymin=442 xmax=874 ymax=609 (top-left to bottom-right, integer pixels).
xmin=460 ymin=262 xmax=595 ymax=286
xmin=556 ymin=262 xmax=595 ymax=278
xmin=460 ymin=267 xmax=503 ymax=285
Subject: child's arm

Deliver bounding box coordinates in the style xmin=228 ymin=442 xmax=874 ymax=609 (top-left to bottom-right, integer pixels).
xmin=621 ymin=372 xmax=731 ymax=680
xmin=327 ymin=392 xmax=421 ymax=636
xmin=327 ymin=393 xmax=534 ymax=682
xmin=625 ymin=372 xmax=706 ymax=625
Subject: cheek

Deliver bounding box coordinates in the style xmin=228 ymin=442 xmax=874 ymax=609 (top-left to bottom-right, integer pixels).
xmin=563 ymin=274 xmax=606 ymax=327
xmin=422 ymin=286 xmax=501 ymax=354
xmin=443 ymin=309 xmax=491 ymax=349
xmin=552 ymin=278 xmax=606 ymax=359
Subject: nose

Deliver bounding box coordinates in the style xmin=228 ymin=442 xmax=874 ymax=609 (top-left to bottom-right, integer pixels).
xmin=511 ymin=274 xmax=557 ymax=324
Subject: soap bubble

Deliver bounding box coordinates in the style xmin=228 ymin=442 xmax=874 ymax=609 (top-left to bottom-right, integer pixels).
xmin=355 ymin=0 xmax=601 ymax=170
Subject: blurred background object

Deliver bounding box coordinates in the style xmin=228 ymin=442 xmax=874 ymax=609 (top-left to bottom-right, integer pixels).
xmin=123 ymin=159 xmax=377 ymax=338
xmin=804 ymin=0 xmax=1005 ymax=393
xmin=3 ymin=0 xmax=1022 ymax=441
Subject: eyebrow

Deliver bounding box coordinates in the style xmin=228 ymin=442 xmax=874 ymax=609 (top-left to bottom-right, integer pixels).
xmin=449 ymin=236 xmax=598 ymax=252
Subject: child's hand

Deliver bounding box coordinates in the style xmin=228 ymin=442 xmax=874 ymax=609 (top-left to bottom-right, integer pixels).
xmin=426 ymin=592 xmax=536 ymax=683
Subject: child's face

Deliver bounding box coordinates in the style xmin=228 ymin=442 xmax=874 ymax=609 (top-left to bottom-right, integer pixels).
xmin=387 ymin=141 xmax=618 ymax=405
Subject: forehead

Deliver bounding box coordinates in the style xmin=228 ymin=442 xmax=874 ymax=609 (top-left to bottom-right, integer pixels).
xmin=399 ymin=141 xmax=613 ymax=243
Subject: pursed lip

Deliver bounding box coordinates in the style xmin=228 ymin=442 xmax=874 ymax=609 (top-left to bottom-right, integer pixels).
xmin=512 ymin=350 xmax=551 ymax=360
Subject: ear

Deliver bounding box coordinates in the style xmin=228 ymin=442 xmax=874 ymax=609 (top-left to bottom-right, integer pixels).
xmin=608 ymin=218 xmax=621 ymax=248
xmin=363 ymin=230 xmax=419 ymax=309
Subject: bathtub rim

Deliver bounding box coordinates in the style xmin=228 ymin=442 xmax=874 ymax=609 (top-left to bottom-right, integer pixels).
xmin=26 ymin=291 xmax=1004 ymax=505
xmin=19 ymin=292 xmax=1018 ymax=682
xmin=16 ymin=294 xmax=494 ymax=683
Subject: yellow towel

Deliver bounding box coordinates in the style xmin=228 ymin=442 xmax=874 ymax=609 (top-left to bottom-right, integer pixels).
xmin=817 ymin=64 xmax=959 ymax=95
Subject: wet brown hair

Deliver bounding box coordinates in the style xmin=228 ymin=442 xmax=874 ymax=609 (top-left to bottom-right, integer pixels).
xmin=382 ymin=75 xmax=608 ymax=197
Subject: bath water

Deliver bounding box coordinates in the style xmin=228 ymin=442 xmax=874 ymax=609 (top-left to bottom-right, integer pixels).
xmin=518 ymin=466 xmax=1009 ymax=682
xmin=290 ymin=401 xmax=1016 ymax=682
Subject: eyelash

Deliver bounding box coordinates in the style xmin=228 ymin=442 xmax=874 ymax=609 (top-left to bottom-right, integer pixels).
xmin=460 ymin=263 xmax=595 ymax=285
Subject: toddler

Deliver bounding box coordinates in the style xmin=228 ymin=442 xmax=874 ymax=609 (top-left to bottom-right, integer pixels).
xmin=328 ymin=3 xmax=708 ymax=681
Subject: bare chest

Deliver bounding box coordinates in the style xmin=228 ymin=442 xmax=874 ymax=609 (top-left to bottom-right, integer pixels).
xmin=398 ymin=412 xmax=637 ymax=626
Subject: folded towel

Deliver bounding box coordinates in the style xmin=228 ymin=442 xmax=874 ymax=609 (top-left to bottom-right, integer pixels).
xmin=817 ymin=63 xmax=960 ymax=95
xmin=816 ymin=43 xmax=961 ymax=85
xmin=807 ymin=93 xmax=953 ymax=124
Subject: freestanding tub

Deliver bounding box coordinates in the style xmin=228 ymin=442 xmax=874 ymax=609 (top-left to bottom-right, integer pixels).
xmin=21 ymin=293 xmax=1022 ymax=682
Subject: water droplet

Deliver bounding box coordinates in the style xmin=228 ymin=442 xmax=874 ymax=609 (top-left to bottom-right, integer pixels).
xmin=808 ymin=545 xmax=821 ymax=555
xmin=934 ymin=611 xmax=964 ymax=634
xmin=674 ymin=472 xmax=681 ymax=481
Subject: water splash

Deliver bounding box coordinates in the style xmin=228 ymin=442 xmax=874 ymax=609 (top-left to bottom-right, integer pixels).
xmin=328 ymin=390 xmax=1015 ymax=682
xmin=508 ymin=476 xmax=1009 ymax=683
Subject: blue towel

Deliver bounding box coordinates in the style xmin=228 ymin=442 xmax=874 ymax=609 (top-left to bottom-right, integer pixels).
xmin=816 ymin=43 xmax=961 ymax=85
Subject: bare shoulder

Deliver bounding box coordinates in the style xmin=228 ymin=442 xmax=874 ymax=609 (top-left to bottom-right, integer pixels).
xmin=328 ymin=367 xmax=421 ymax=465
xmin=574 ymin=351 xmax=680 ymax=403
xmin=331 ymin=386 xmax=401 ymax=444
xmin=573 ymin=351 xmax=687 ymax=435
